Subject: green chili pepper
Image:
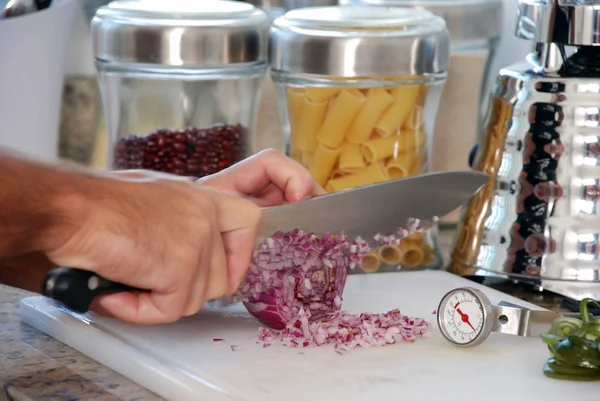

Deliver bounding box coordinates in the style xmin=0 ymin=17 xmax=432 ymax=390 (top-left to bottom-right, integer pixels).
xmin=543 ymin=358 xmax=600 ymax=381
xmin=541 ymin=298 xmax=600 ymax=381
xmin=554 ymin=336 xmax=600 ymax=368
xmin=547 ymin=317 xmax=583 ymax=338
xmin=579 ymin=298 xmax=600 ymax=326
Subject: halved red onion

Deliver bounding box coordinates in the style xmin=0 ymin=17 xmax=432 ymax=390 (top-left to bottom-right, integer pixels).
xmin=235 ymin=230 xmax=359 ymax=329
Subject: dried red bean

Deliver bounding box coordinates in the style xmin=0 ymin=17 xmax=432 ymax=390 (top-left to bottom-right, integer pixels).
xmin=113 ymin=124 xmax=247 ymax=178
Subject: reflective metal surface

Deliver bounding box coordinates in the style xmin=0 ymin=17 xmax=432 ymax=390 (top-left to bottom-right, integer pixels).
xmin=516 ymin=0 xmax=600 ymax=46
xmin=342 ymin=0 xmax=503 ymax=43
xmin=259 ymin=170 xmax=489 ymax=246
xmin=269 ymin=5 xmax=450 ymax=77
xmin=449 ymin=42 xmax=600 ymax=300
xmin=91 ymin=0 xmax=269 ymax=66
xmin=492 ymin=302 xmax=562 ymax=338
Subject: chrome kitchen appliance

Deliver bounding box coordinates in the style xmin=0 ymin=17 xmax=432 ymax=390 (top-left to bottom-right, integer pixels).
xmin=449 ymin=0 xmax=600 ymax=302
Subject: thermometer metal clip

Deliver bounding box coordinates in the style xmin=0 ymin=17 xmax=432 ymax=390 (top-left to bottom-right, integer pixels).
xmin=436 ymin=287 xmax=579 ymax=347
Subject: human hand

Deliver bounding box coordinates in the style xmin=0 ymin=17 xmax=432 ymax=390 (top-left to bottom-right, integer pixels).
xmin=197 ymin=148 xmax=326 ymax=206
xmin=45 ymin=172 xmax=260 ymax=324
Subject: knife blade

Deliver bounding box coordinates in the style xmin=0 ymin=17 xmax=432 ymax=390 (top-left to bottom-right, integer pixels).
xmin=258 ymin=170 xmax=488 ymax=248
xmin=41 ymin=170 xmax=489 ymax=314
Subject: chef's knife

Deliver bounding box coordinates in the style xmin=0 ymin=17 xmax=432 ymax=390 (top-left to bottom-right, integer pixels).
xmin=41 ymin=170 xmax=489 ymax=314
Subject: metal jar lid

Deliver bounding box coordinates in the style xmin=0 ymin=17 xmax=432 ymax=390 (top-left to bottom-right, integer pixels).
xmin=269 ymin=6 xmax=450 ymax=77
xmin=516 ymin=0 xmax=600 ymax=46
xmin=342 ymin=0 xmax=503 ymax=43
xmin=91 ymin=0 xmax=269 ymax=67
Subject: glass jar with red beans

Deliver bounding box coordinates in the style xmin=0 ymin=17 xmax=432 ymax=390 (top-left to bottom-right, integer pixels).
xmin=91 ymin=0 xmax=269 ymax=178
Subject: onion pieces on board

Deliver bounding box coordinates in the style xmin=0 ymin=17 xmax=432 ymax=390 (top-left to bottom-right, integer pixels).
xmin=233 ymin=219 xmax=432 ymax=353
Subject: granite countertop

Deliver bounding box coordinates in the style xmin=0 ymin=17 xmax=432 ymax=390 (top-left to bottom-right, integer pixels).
xmin=0 ymin=229 xmax=569 ymax=401
xmin=0 ymin=285 xmax=162 ymax=401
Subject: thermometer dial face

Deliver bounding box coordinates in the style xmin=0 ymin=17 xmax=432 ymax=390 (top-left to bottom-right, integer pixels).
xmin=437 ymin=287 xmax=493 ymax=347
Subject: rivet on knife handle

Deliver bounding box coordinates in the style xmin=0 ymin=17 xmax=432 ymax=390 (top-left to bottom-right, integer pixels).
xmin=41 ymin=267 xmax=141 ymax=313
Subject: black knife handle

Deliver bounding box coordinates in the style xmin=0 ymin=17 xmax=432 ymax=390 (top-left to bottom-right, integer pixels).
xmin=34 ymin=0 xmax=53 ymax=11
xmin=41 ymin=267 xmax=142 ymax=313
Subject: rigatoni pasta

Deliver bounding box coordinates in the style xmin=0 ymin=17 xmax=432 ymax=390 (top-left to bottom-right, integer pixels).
xmin=282 ymin=82 xmax=434 ymax=271
xmin=325 ymin=162 xmax=387 ymax=192
xmin=306 ymin=87 xmax=342 ymax=102
xmin=339 ymin=142 xmax=366 ymax=173
xmin=296 ymin=98 xmax=328 ymax=152
xmin=386 ymin=151 xmax=416 ymax=179
xmin=394 ymin=240 xmax=425 ymax=268
xmin=346 ymin=87 xmax=395 ymax=144
xmin=373 ymin=85 xmax=421 ymax=137
xmin=309 ymin=143 xmax=340 ymax=187
xmin=379 ymin=245 xmax=403 ymax=265
xmin=360 ymin=251 xmax=382 ymax=273
xmin=316 ymin=89 xmax=366 ymax=149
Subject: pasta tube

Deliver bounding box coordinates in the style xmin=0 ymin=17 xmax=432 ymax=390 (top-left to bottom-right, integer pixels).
xmin=374 ymin=85 xmax=420 ymax=137
xmin=405 ymin=231 xmax=426 ymax=243
xmin=286 ymin=88 xmax=305 ymax=135
xmin=379 ymin=245 xmax=403 ymax=265
xmin=325 ymin=162 xmax=387 ymax=192
xmin=386 ymin=150 xmax=418 ymax=179
xmin=297 ymin=98 xmax=328 ymax=152
xmin=395 ymin=240 xmax=425 ymax=268
xmin=346 ymin=87 xmax=395 ymax=144
xmin=362 ymin=129 xmax=424 ymax=163
xmin=301 ymin=151 xmax=313 ymax=168
xmin=360 ymin=251 xmax=381 ymax=273
xmin=309 ymin=144 xmax=340 ymax=187
xmin=306 ymin=87 xmax=343 ymax=102
xmin=339 ymin=142 xmax=366 ymax=173
xmin=330 ymin=169 xmax=345 ymax=179
xmin=316 ymin=89 xmax=366 ymax=149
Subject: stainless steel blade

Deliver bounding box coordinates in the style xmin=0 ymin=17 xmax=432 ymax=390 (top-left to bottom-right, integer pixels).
xmin=257 ymin=170 xmax=489 ymax=245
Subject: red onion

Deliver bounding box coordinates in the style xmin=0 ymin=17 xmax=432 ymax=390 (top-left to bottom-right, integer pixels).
xmin=235 ymin=230 xmax=367 ymax=329
xmin=256 ymin=308 xmax=430 ymax=354
xmin=234 ymin=219 xmax=432 ymax=353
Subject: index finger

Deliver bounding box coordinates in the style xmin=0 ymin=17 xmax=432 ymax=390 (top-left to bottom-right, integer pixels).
xmin=198 ymin=149 xmax=326 ymax=203
xmin=198 ymin=188 xmax=261 ymax=291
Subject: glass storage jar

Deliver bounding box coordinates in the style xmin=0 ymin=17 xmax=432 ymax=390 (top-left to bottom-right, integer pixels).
xmin=92 ymin=0 xmax=269 ymax=177
xmin=344 ymin=0 xmax=503 ymax=225
xmin=269 ymin=5 xmax=450 ymax=273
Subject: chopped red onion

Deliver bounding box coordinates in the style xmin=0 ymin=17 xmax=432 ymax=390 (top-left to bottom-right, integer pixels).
xmin=212 ymin=338 xmax=225 ymax=342
xmin=256 ymin=308 xmax=430 ymax=353
xmin=233 ymin=219 xmax=432 ymax=353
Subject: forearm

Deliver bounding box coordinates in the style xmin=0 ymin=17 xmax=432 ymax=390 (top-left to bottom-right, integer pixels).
xmin=0 ymin=150 xmax=90 ymax=259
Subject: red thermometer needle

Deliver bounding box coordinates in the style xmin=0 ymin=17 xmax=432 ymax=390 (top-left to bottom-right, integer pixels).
xmin=456 ymin=307 xmax=476 ymax=331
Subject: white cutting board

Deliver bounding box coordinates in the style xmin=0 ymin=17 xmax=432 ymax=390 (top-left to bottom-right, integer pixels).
xmin=20 ymin=271 xmax=596 ymax=401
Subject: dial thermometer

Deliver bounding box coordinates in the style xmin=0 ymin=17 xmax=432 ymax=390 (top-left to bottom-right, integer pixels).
xmin=437 ymin=287 xmax=494 ymax=347
xmin=437 ymin=287 xmax=574 ymax=347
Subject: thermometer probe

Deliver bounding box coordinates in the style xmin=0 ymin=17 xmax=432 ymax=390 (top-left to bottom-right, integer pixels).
xmin=436 ymin=287 xmax=579 ymax=347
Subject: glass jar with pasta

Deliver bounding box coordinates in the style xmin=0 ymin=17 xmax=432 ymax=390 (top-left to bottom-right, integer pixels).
xmin=269 ymin=5 xmax=450 ymax=273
